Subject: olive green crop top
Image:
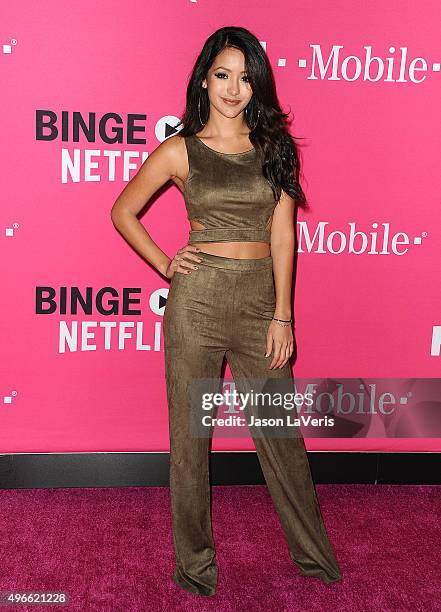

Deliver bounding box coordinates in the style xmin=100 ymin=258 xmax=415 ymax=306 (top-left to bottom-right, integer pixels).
xmin=182 ymin=134 xmax=277 ymax=244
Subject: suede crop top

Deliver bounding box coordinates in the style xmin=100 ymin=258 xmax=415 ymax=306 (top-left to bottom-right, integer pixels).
xmin=182 ymin=134 xmax=277 ymax=244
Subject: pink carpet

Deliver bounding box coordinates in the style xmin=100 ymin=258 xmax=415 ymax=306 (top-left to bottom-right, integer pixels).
xmin=1 ymin=484 xmax=440 ymax=611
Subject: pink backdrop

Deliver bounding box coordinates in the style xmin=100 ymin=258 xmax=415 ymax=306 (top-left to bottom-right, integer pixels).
xmin=1 ymin=0 xmax=440 ymax=453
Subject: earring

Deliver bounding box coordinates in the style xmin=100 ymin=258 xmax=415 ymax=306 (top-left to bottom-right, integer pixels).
xmin=247 ymin=107 xmax=260 ymax=131
xmin=198 ymin=87 xmax=207 ymax=126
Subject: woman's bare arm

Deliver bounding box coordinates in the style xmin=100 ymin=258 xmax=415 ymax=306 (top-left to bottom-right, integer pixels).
xmin=110 ymin=135 xmax=183 ymax=277
xmin=270 ymin=190 xmax=296 ymax=321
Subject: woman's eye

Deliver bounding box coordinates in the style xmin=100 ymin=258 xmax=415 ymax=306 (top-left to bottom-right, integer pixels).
xmin=214 ymin=72 xmax=250 ymax=83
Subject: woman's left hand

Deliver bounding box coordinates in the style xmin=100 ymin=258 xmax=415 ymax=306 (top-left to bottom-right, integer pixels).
xmin=265 ymin=321 xmax=296 ymax=369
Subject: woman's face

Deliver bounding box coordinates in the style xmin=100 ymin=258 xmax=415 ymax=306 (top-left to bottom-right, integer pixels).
xmin=202 ymin=47 xmax=253 ymax=119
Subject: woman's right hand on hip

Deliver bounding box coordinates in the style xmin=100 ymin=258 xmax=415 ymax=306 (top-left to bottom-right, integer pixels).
xmin=165 ymin=244 xmax=202 ymax=279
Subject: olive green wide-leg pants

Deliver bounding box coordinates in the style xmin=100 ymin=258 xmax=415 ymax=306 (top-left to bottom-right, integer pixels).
xmin=163 ymin=252 xmax=341 ymax=596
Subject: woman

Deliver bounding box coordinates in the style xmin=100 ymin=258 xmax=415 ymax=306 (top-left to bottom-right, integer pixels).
xmin=111 ymin=26 xmax=341 ymax=596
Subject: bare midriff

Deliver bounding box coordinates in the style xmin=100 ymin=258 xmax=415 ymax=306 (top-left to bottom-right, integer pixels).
xmin=189 ymin=219 xmax=271 ymax=259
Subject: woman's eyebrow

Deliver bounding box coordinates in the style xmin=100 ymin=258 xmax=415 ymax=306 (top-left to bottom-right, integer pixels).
xmin=212 ymin=66 xmax=247 ymax=73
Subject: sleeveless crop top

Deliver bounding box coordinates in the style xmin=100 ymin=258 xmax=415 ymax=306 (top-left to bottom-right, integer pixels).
xmin=182 ymin=134 xmax=277 ymax=244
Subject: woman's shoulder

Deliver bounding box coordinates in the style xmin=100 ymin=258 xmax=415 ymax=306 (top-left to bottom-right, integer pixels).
xmin=151 ymin=133 xmax=189 ymax=165
xmin=158 ymin=132 xmax=186 ymax=151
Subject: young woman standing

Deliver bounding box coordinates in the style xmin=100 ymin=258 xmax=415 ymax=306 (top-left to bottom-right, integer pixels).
xmin=111 ymin=26 xmax=342 ymax=597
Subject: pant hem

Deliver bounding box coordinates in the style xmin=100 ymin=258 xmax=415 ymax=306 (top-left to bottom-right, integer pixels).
xmin=172 ymin=571 xmax=217 ymax=597
xmin=299 ymin=568 xmax=342 ymax=585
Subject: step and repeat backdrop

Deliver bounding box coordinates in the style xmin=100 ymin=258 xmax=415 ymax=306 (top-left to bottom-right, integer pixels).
xmin=1 ymin=0 xmax=440 ymax=453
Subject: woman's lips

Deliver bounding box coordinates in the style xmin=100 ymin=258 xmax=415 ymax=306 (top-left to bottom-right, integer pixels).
xmin=222 ymin=98 xmax=241 ymax=106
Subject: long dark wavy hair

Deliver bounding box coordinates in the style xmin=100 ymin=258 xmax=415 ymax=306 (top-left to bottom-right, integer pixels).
xmin=174 ymin=26 xmax=308 ymax=209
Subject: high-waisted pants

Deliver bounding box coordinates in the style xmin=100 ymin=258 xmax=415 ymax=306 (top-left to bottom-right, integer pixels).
xmin=163 ymin=251 xmax=342 ymax=596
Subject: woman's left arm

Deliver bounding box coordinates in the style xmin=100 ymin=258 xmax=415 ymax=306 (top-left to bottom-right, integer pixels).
xmin=265 ymin=191 xmax=296 ymax=369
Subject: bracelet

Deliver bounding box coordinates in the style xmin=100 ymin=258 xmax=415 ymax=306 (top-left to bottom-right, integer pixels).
xmin=272 ymin=317 xmax=293 ymax=327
